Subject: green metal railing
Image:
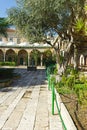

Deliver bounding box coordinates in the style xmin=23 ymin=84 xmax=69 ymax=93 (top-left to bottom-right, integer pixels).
xmin=46 ymin=66 xmax=67 ymax=130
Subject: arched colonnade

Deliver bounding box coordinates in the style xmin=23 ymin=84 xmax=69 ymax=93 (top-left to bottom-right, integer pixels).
xmin=70 ymin=54 xmax=87 ymax=67
xmin=0 ymin=47 xmax=53 ymax=66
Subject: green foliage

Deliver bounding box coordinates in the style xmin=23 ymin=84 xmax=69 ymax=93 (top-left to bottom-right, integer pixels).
xmin=57 ymin=81 xmax=63 ymax=88
xmin=61 ymin=75 xmax=67 ymax=85
xmin=0 ymin=62 xmax=16 ymax=66
xmin=8 ymin=0 xmax=84 ymax=42
xmin=50 ymin=76 xmax=56 ymax=85
xmin=54 ymin=64 xmax=87 ymax=106
xmin=0 ymin=18 xmax=9 ymax=37
xmin=47 ymin=65 xmax=56 ymax=75
xmin=79 ymin=74 xmax=86 ymax=84
xmin=84 ymin=5 xmax=87 ymax=11
xmin=7 ymin=0 xmax=85 ymax=70
xmin=65 ymin=65 xmax=74 ymax=75
xmin=53 ymin=66 xmax=58 ymax=75
xmin=55 ymin=81 xmax=72 ymax=94
xmin=59 ymin=55 xmax=64 ymax=65
xmin=66 ymin=75 xmax=75 ymax=89
xmin=30 ymin=49 xmax=40 ymax=66
xmin=56 ymin=87 xmax=72 ymax=94
xmin=74 ymin=18 xmax=85 ymax=33
xmin=74 ymin=83 xmax=87 ymax=105
xmin=43 ymin=50 xmax=56 ymax=68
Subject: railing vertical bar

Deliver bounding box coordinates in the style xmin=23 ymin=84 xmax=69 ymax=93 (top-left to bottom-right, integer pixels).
xmin=52 ymin=82 xmax=54 ymax=115
xmin=55 ymin=93 xmax=67 ymax=130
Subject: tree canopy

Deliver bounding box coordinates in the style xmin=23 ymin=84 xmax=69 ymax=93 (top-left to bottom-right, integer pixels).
xmin=7 ymin=0 xmax=87 ymax=71
xmin=0 ymin=18 xmax=9 ymax=37
xmin=8 ymin=0 xmax=85 ymax=43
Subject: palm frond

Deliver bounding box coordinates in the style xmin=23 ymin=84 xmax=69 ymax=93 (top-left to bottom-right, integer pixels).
xmin=74 ymin=18 xmax=84 ymax=33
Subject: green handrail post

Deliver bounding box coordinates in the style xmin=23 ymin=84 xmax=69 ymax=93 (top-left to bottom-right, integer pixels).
xmin=52 ymin=82 xmax=55 ymax=115
xmin=55 ymin=97 xmax=67 ymax=130
xmin=48 ymin=74 xmax=50 ymax=90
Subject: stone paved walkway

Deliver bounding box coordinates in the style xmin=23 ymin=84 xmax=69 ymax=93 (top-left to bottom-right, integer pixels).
xmin=0 ymin=67 xmax=63 ymax=130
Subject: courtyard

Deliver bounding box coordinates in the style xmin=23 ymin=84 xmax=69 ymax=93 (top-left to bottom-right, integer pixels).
xmin=0 ymin=67 xmax=63 ymax=130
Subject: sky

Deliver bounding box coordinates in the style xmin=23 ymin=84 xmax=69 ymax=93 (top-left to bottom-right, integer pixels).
xmin=0 ymin=0 xmax=17 ymax=17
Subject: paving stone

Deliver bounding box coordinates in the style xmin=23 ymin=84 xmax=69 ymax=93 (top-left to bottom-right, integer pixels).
xmin=0 ymin=92 xmax=13 ymax=105
xmin=34 ymin=85 xmax=49 ymax=130
xmin=2 ymin=89 xmax=21 ymax=106
xmin=17 ymin=86 xmax=40 ymax=130
xmin=0 ymin=68 xmax=64 ymax=130
xmin=48 ymin=90 xmax=63 ymax=130
xmin=2 ymin=98 xmax=29 ymax=130
xmin=0 ymin=89 xmax=27 ymax=129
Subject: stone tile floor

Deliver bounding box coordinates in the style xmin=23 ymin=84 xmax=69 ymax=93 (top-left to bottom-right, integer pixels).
xmin=0 ymin=67 xmax=63 ymax=130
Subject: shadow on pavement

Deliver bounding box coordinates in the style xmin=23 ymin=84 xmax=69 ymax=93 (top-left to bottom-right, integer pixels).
xmin=0 ymin=68 xmax=47 ymax=92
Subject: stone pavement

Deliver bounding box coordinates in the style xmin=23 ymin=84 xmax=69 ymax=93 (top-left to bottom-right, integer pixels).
xmin=0 ymin=67 xmax=63 ymax=130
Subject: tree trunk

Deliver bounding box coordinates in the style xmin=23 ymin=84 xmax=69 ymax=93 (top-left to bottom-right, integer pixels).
xmin=74 ymin=44 xmax=78 ymax=70
xmin=60 ymin=42 xmax=73 ymax=74
xmin=55 ymin=49 xmax=61 ymax=74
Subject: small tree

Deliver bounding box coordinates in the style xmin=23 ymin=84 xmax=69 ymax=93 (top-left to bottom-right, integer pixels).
xmin=30 ymin=49 xmax=40 ymax=66
xmin=8 ymin=0 xmax=85 ymax=72
xmin=43 ymin=49 xmax=56 ymax=67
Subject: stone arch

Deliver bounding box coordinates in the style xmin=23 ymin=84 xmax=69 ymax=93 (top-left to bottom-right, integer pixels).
xmin=18 ymin=49 xmax=28 ymax=65
xmin=0 ymin=49 xmax=4 ymax=62
xmin=6 ymin=49 xmax=16 ymax=62
xmin=79 ymin=54 xmax=85 ymax=66
xmin=30 ymin=49 xmax=41 ymax=66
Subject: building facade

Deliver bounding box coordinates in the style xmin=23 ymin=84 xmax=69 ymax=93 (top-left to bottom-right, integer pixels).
xmin=0 ymin=28 xmax=53 ymax=66
xmin=0 ymin=28 xmax=87 ymax=68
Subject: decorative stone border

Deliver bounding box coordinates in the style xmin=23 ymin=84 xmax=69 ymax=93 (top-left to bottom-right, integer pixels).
xmin=55 ymin=89 xmax=77 ymax=130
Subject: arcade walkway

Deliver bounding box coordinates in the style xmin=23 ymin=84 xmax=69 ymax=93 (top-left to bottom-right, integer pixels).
xmin=0 ymin=67 xmax=63 ymax=130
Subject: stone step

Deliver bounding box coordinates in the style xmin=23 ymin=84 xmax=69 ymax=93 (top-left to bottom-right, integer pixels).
xmin=17 ymin=86 xmax=40 ymax=130
xmin=2 ymin=91 xmax=32 ymax=130
xmin=0 ymin=88 xmax=27 ymax=129
xmin=34 ymin=85 xmax=48 ymax=130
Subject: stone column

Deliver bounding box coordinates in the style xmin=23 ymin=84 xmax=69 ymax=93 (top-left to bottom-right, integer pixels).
xmin=28 ymin=53 xmax=30 ymax=66
xmin=80 ymin=55 xmax=84 ymax=66
xmin=40 ymin=53 xmax=43 ymax=66
xmin=3 ymin=49 xmax=6 ymax=62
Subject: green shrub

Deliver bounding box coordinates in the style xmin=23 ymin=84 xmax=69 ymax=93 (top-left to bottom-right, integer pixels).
xmin=61 ymin=75 xmax=67 ymax=85
xmin=53 ymin=67 xmax=58 ymax=75
xmin=66 ymin=75 xmax=75 ymax=89
xmin=74 ymin=84 xmax=86 ymax=104
xmin=47 ymin=65 xmax=56 ymax=75
xmin=0 ymin=62 xmax=16 ymax=66
xmin=65 ymin=65 xmax=74 ymax=75
xmin=56 ymin=86 xmax=72 ymax=94
xmin=50 ymin=76 xmax=56 ymax=85
xmin=79 ymin=75 xmax=86 ymax=84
